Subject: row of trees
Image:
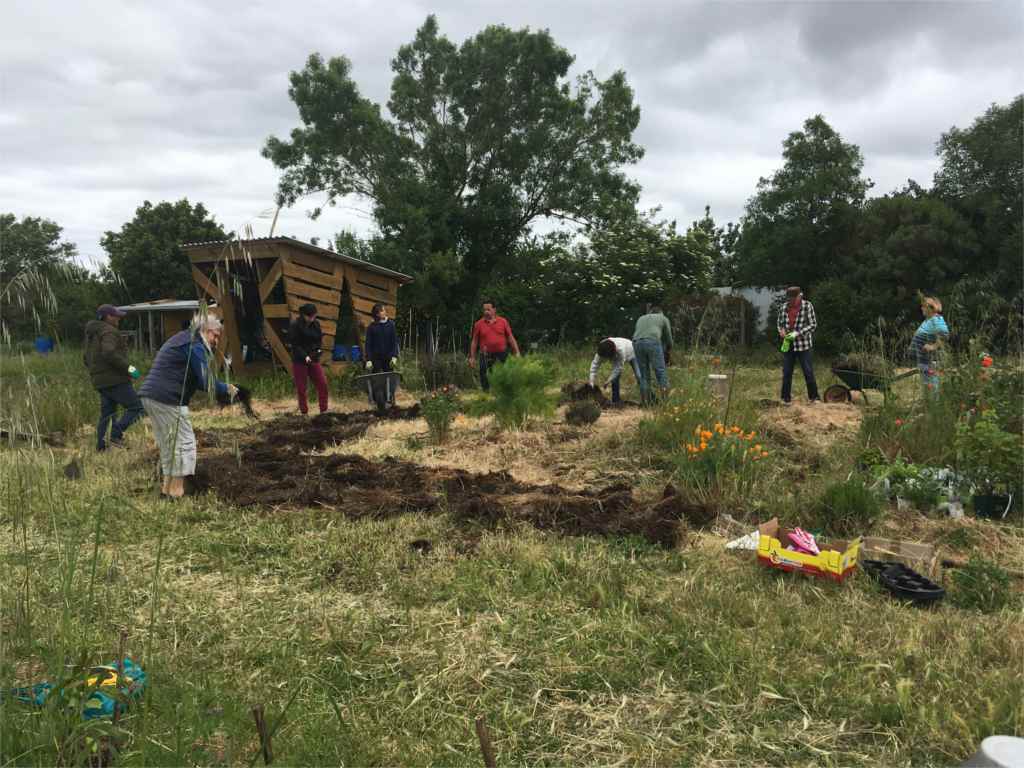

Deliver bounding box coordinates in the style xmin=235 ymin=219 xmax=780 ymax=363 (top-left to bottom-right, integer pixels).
xmin=1 ymin=201 xmax=226 ymax=344
xmin=4 ymin=16 xmax=1020 ymax=352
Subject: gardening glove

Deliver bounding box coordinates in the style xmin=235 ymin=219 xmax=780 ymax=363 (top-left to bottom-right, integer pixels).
xmin=365 ymin=361 xmax=373 ymax=371
xmin=227 ymin=384 xmax=239 ymax=399
xmin=390 ymin=357 xmax=398 ymax=367
xmin=304 ymin=355 xmax=312 ymax=364
xmin=128 ymin=365 xmax=140 ymax=379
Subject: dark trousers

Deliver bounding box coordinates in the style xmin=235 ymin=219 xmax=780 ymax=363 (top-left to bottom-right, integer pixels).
xmin=478 ymin=350 xmax=509 ymax=391
xmin=781 ymin=349 xmax=820 ymax=402
xmin=292 ymin=361 xmax=329 ymax=414
xmin=610 ymin=359 xmax=643 ymax=403
xmin=97 ymin=383 xmax=143 ymax=450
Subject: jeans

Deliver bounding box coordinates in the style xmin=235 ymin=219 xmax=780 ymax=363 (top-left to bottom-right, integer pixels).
xmin=97 ymin=383 xmax=143 ymax=450
xmin=610 ymin=359 xmax=644 ymax=403
xmin=478 ymin=350 xmax=509 ymax=391
xmin=633 ymin=338 xmax=668 ymax=404
xmin=781 ymin=349 xmax=820 ymax=402
xmin=292 ymin=361 xmax=329 ymax=414
xmin=919 ymin=363 xmax=940 ymax=396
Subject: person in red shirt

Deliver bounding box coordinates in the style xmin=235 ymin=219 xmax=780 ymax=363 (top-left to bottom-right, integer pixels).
xmin=468 ymin=300 xmax=520 ymax=391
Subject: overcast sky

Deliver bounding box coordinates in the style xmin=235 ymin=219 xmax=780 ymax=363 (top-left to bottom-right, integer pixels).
xmin=2 ymin=0 xmax=1020 ymax=268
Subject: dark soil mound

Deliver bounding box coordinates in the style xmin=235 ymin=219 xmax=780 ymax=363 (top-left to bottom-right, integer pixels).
xmin=194 ymin=438 xmax=691 ymax=548
xmin=258 ymin=405 xmax=421 ymax=452
xmin=561 ymin=381 xmax=610 ymax=408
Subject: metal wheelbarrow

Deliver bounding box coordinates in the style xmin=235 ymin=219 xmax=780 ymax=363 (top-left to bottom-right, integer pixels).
xmin=354 ymin=371 xmax=401 ymax=414
xmin=824 ymin=364 xmax=918 ymax=405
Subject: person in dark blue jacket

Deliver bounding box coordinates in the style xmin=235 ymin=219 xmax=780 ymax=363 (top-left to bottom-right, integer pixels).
xmin=139 ymin=313 xmax=237 ymax=498
xmin=364 ymin=304 xmax=399 ymax=373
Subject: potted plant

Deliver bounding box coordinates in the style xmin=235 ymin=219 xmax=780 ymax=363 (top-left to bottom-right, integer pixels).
xmin=954 ymin=411 xmax=1022 ymax=519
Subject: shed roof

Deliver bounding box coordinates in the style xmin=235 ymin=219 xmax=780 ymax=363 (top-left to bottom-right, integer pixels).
xmin=118 ymin=299 xmax=204 ymax=313
xmin=182 ymin=236 xmax=413 ymax=283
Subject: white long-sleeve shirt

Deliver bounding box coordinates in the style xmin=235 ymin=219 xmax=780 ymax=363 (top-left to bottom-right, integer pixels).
xmin=589 ymin=338 xmax=635 ymax=385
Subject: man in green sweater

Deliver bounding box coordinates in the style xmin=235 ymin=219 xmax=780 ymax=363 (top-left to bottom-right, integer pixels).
xmin=83 ymin=304 xmax=143 ymax=450
xmin=632 ymin=304 xmax=673 ymax=404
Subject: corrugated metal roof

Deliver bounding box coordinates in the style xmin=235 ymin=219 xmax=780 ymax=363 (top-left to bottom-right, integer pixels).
xmin=118 ymin=300 xmax=202 ymax=312
xmin=181 ymin=236 xmax=413 ymax=283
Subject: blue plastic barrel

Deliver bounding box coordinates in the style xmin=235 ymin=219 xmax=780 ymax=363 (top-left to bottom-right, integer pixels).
xmin=34 ymin=336 xmax=54 ymax=354
xmin=332 ymin=344 xmax=347 ymax=362
xmin=349 ymin=345 xmax=361 ymax=362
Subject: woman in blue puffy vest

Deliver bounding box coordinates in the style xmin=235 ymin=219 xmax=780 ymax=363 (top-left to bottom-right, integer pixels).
xmin=139 ymin=313 xmax=237 ymax=498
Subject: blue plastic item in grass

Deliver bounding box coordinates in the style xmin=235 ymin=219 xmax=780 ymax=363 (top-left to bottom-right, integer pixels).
xmin=5 ymin=658 xmax=147 ymax=720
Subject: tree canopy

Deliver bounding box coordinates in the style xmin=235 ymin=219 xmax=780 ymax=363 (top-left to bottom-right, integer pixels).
xmin=0 ymin=214 xmax=92 ymax=342
xmin=101 ymin=199 xmax=228 ymax=302
xmin=736 ymin=115 xmax=871 ymax=290
xmin=265 ymin=15 xmax=643 ymax=322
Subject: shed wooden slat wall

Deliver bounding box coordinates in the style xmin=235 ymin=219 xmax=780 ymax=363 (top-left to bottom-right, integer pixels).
xmin=187 ymin=240 xmax=407 ymax=373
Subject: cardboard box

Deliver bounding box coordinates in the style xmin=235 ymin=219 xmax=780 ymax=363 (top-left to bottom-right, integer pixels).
xmin=861 ymin=537 xmax=935 ymax=571
xmin=756 ymin=518 xmax=861 ymax=582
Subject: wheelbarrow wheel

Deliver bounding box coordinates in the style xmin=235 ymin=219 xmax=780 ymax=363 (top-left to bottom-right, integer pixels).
xmin=823 ymin=384 xmax=852 ymax=404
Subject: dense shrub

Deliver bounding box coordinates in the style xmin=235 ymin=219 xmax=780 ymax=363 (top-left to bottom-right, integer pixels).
xmin=950 ymin=556 xmax=1014 ymax=613
xmin=813 ymin=479 xmax=884 ymax=537
xmin=472 ymin=356 xmax=555 ymax=429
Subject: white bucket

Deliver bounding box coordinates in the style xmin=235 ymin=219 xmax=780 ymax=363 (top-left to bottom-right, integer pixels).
xmin=960 ymin=736 xmax=1024 ymax=767
xmin=707 ymin=374 xmax=729 ymax=399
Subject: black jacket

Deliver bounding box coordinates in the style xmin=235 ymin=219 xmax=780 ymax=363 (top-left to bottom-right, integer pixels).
xmin=288 ymin=317 xmax=323 ymax=363
xmin=365 ymin=319 xmax=399 ymax=361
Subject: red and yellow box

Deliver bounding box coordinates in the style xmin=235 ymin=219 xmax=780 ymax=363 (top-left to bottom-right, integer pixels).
xmin=756 ymin=519 xmax=861 ymax=582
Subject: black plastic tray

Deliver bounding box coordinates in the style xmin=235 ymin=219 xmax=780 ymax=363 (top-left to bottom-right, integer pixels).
xmin=861 ymin=559 xmax=945 ymax=604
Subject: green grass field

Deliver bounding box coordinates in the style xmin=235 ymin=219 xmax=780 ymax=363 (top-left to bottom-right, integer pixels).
xmin=2 ymin=347 xmax=1021 ymax=766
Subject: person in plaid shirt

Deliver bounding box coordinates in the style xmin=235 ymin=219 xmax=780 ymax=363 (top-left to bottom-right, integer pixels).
xmin=777 ymin=286 xmax=820 ymax=404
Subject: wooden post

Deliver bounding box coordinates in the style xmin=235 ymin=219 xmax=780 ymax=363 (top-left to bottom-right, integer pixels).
xmin=474 ymin=717 xmax=497 ymax=768
xmin=147 ymin=311 xmax=155 ymax=355
xmin=252 ymin=704 xmax=273 ymax=765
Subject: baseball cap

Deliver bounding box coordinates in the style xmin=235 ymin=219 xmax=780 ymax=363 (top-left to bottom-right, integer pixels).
xmin=97 ymin=304 xmax=128 ymax=319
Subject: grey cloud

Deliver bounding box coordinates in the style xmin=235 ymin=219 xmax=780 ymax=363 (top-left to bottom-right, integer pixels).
xmin=1 ymin=0 xmax=1020 ymax=264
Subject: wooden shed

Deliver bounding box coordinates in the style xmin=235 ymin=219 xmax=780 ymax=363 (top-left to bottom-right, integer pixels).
xmin=183 ymin=237 xmax=412 ymax=373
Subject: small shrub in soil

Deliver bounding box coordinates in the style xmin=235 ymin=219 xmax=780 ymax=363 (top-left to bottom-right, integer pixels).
xmin=472 ymin=356 xmax=555 ymax=429
xmin=813 ymin=478 xmax=883 ymax=537
xmin=566 ymin=400 xmax=602 ymax=426
xmin=420 ymin=385 xmax=461 ymax=443
xmin=949 ymin=556 xmax=1014 ymax=613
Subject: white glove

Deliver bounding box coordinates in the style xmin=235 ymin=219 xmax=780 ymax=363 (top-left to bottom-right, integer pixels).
xmin=390 ymin=357 xmax=398 ymax=367
xmin=304 ymin=356 xmax=311 ymax=364
xmin=365 ymin=361 xmax=373 ymax=370
xmin=227 ymin=384 xmax=239 ymax=398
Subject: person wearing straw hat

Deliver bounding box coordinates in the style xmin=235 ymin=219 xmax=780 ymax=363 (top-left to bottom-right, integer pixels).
xmin=139 ymin=313 xmax=238 ymax=499
xmin=287 ymin=303 xmax=329 ymax=415
xmin=83 ymin=304 xmax=143 ymax=451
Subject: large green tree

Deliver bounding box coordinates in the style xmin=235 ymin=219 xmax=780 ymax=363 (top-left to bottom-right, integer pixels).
xmin=933 ymin=95 xmax=1023 ymax=294
xmin=0 ymin=213 xmax=89 ymax=342
xmin=101 ymin=199 xmax=228 ymax=302
xmin=810 ymin=186 xmax=979 ymax=351
xmin=736 ymin=115 xmax=871 ymax=290
xmin=264 ymin=16 xmax=643 ymax=322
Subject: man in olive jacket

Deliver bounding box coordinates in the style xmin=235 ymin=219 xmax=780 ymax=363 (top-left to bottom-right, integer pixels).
xmin=83 ymin=304 xmax=143 ymax=450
